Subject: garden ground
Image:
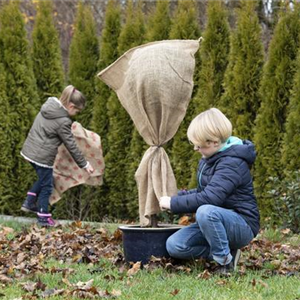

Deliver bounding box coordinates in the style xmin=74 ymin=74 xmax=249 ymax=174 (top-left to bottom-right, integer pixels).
xmin=0 ymin=216 xmax=299 ymax=300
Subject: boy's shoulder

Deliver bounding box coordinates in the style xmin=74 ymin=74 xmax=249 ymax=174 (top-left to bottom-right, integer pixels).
xmin=214 ymin=154 xmax=247 ymax=168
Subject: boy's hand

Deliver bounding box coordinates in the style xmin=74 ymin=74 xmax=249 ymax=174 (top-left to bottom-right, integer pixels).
xmin=159 ymin=196 xmax=171 ymax=210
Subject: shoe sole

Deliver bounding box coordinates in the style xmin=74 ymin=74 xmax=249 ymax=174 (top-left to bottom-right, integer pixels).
xmin=37 ymin=223 xmax=55 ymax=227
xmin=233 ymin=249 xmax=241 ymax=271
xmin=21 ymin=207 xmax=38 ymax=214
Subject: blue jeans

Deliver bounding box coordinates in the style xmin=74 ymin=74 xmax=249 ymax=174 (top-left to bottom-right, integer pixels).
xmin=28 ymin=163 xmax=53 ymax=213
xmin=166 ymin=205 xmax=254 ymax=265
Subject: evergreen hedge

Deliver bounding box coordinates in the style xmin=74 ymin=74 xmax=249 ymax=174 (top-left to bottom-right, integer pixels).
xmin=189 ymin=0 xmax=230 ymax=188
xmin=104 ymin=0 xmax=146 ymax=219
xmin=68 ymin=2 xmax=99 ymax=129
xmin=0 ymin=64 xmax=13 ymax=214
xmin=92 ymin=0 xmax=121 ymax=155
xmin=253 ymin=5 xmax=300 ymax=220
xmin=90 ymin=0 xmax=122 ymax=220
xmin=1 ymin=0 xmax=300 ymax=227
xmin=169 ymin=0 xmax=201 ymax=191
xmin=54 ymin=2 xmax=99 ymax=221
xmin=282 ymin=47 xmax=300 ymax=172
xmin=0 ymin=1 xmax=39 ymax=214
xmin=220 ymin=0 xmax=263 ymax=140
xmin=146 ymin=0 xmax=171 ymax=42
xmin=32 ymin=1 xmax=65 ymax=103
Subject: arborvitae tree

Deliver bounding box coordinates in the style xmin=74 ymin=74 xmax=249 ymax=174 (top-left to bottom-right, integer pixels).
xmin=188 ymin=0 xmax=230 ymax=188
xmin=169 ymin=0 xmax=200 ymax=40
xmin=54 ymin=2 xmax=99 ymax=221
xmin=105 ymin=0 xmax=146 ymax=219
xmin=169 ymin=0 xmax=201 ymax=190
xmin=195 ymin=0 xmax=230 ymax=112
xmin=253 ymin=5 xmax=300 ymax=219
xmin=92 ymin=0 xmax=121 ymax=155
xmin=0 ymin=1 xmax=39 ymax=214
xmin=220 ymin=0 xmax=263 ymax=140
xmin=282 ymin=48 xmax=300 ymax=171
xmin=68 ymin=2 xmax=99 ymax=129
xmin=117 ymin=0 xmax=145 ymax=55
xmin=0 ymin=64 xmax=13 ymax=214
xmin=89 ymin=0 xmax=122 ymax=220
xmin=146 ymin=0 xmax=171 ymax=42
xmin=32 ymin=1 xmax=65 ymax=103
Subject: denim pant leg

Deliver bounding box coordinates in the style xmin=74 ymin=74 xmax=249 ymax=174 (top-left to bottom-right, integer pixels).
xmin=33 ymin=165 xmax=54 ymax=213
xmin=166 ymin=223 xmax=210 ymax=260
xmin=26 ymin=163 xmax=42 ymax=200
xmin=196 ymin=205 xmax=254 ymax=265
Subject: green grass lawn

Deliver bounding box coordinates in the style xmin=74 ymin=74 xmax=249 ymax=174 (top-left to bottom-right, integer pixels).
xmin=0 ymin=217 xmax=299 ymax=300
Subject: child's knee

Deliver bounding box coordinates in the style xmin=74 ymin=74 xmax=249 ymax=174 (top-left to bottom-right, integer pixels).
xmin=166 ymin=235 xmax=187 ymax=257
xmin=196 ymin=204 xmax=215 ymax=221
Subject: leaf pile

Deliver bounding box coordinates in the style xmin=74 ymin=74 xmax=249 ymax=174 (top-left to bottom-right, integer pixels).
xmin=0 ymin=222 xmax=299 ymax=298
xmin=0 ymin=222 xmax=123 ymax=293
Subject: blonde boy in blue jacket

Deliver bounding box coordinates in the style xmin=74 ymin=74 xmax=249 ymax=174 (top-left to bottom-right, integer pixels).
xmin=159 ymin=108 xmax=260 ymax=274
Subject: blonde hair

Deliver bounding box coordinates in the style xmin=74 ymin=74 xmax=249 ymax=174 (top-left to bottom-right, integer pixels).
xmin=187 ymin=108 xmax=232 ymax=146
xmin=59 ymin=85 xmax=86 ymax=109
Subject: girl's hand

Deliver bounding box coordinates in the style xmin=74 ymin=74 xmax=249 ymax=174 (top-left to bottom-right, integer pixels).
xmin=159 ymin=196 xmax=171 ymax=210
xmin=85 ymin=163 xmax=94 ymax=174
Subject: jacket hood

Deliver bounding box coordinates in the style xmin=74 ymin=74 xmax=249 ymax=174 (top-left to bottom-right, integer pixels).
xmin=205 ymin=140 xmax=256 ymax=165
xmin=41 ymin=97 xmax=69 ymax=119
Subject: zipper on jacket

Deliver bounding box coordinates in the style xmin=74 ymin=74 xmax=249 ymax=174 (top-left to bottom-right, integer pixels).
xmin=198 ymin=162 xmax=207 ymax=191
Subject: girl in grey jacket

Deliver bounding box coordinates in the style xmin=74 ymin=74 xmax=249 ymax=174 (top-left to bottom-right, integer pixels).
xmin=21 ymin=85 xmax=94 ymax=226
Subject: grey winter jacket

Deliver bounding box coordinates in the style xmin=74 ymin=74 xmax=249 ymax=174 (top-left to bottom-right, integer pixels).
xmin=21 ymin=97 xmax=87 ymax=168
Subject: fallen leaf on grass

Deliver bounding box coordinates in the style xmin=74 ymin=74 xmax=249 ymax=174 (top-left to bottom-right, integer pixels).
xmin=170 ymin=288 xmax=180 ymax=296
xmin=215 ymin=280 xmax=227 ymax=286
xmin=41 ymin=288 xmax=64 ymax=298
xmin=0 ymin=274 xmax=13 ymax=284
xmin=127 ymin=262 xmax=141 ymax=276
xmin=1 ymin=226 xmax=14 ymax=234
xmin=281 ymin=228 xmax=291 ymax=235
xmin=197 ymin=270 xmax=212 ymax=280
xmin=110 ymin=289 xmax=122 ymax=297
xmin=258 ymin=280 xmax=269 ymax=288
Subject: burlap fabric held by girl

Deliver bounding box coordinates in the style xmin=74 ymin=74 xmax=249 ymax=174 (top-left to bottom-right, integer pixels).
xmin=50 ymin=122 xmax=105 ymax=205
xmin=98 ymin=39 xmax=200 ymax=226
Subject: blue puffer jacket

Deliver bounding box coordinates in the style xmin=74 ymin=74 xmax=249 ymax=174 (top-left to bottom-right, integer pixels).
xmin=170 ymin=139 xmax=260 ymax=236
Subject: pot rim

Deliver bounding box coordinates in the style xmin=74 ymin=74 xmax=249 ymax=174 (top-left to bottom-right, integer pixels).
xmin=119 ymin=224 xmax=183 ymax=232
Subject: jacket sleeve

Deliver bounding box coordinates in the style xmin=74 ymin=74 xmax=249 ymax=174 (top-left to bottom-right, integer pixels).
xmin=57 ymin=120 xmax=88 ymax=168
xmin=170 ymin=158 xmax=243 ymax=213
xmin=177 ymin=188 xmax=197 ymax=196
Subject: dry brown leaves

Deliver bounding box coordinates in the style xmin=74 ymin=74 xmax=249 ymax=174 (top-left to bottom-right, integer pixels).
xmin=0 ymin=222 xmax=123 ymax=298
xmin=0 ymin=222 xmax=299 ymax=298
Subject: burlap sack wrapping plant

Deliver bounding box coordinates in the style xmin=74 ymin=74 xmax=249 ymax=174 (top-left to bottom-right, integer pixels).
xmin=98 ymin=39 xmax=200 ymax=226
xmin=50 ymin=122 xmax=105 ymax=205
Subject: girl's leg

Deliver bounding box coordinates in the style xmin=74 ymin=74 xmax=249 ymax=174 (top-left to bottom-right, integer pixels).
xmin=34 ymin=166 xmax=54 ymax=213
xmin=166 ymin=223 xmax=210 ymax=260
xmin=196 ymin=205 xmax=254 ymax=266
xmin=21 ymin=163 xmax=41 ymax=213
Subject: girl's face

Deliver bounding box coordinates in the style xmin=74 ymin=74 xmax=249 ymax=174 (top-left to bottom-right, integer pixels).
xmin=192 ymin=140 xmax=222 ymax=158
xmin=67 ymin=103 xmax=81 ymax=116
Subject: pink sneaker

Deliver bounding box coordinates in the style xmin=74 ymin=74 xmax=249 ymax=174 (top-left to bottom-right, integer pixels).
xmin=37 ymin=213 xmax=56 ymax=227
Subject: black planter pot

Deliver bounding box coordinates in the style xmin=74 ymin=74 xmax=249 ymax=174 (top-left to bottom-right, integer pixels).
xmin=119 ymin=224 xmax=182 ymax=264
